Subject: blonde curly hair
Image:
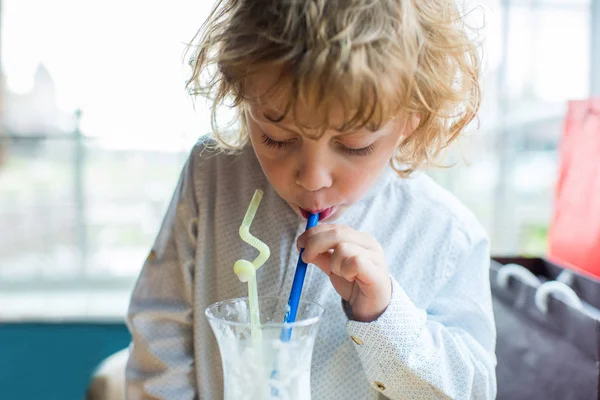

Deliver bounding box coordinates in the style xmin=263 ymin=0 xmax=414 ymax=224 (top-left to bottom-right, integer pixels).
xmin=186 ymin=0 xmax=481 ymax=176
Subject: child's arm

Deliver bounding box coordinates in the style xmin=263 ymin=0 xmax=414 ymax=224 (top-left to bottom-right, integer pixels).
xmin=345 ymin=233 xmax=496 ymax=400
xmin=301 ymin=225 xmax=496 ymax=399
xmin=125 ymin=153 xmax=199 ymax=399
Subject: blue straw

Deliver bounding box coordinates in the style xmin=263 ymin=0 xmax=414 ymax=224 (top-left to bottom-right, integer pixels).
xmin=271 ymin=212 xmax=319 ymax=396
xmin=281 ymin=212 xmax=319 ymax=341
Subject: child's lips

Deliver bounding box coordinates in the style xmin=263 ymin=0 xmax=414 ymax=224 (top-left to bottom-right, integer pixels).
xmin=299 ymin=206 xmax=335 ymax=221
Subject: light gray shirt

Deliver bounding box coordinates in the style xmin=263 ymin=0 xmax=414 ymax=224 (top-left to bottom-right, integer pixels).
xmin=125 ymin=139 xmax=497 ymax=399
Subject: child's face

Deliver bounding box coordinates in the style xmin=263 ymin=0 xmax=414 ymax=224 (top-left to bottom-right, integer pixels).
xmin=245 ymin=74 xmax=408 ymax=222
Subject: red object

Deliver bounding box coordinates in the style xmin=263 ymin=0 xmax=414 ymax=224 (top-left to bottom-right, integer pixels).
xmin=548 ymin=98 xmax=600 ymax=279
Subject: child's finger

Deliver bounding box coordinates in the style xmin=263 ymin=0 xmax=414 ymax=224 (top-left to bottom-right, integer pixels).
xmin=301 ymin=228 xmax=356 ymax=263
xmin=329 ymin=273 xmax=355 ymax=301
xmin=299 ymin=226 xmax=375 ymax=260
xmin=296 ymin=224 xmax=338 ymax=249
xmin=308 ymin=251 xmax=333 ymax=276
xmin=309 ymin=247 xmax=356 ymax=301
xmin=333 ymin=246 xmax=380 ymax=289
xmin=341 ymin=256 xmax=380 ymax=289
xmin=328 ymin=242 xmax=364 ymax=279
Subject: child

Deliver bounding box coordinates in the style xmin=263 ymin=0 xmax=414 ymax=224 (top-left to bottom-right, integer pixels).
xmin=125 ymin=0 xmax=497 ymax=399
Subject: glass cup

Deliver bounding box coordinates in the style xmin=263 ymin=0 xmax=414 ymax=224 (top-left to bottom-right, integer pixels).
xmin=205 ymin=296 xmax=324 ymax=400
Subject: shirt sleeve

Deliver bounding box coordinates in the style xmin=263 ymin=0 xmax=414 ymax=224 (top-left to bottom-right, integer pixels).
xmin=125 ymin=151 xmax=199 ymax=400
xmin=344 ymin=231 xmax=497 ymax=400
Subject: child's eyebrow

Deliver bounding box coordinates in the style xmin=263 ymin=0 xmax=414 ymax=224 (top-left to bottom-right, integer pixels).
xmin=261 ymin=114 xmax=301 ymax=135
xmin=261 ymin=112 xmax=382 ymax=138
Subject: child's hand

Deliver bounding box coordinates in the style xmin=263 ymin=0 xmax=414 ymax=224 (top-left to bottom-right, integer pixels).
xmin=298 ymin=225 xmax=392 ymax=322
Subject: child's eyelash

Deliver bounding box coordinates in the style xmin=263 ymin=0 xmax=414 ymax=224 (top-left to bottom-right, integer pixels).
xmin=342 ymin=144 xmax=376 ymax=156
xmin=260 ymin=133 xmax=375 ymax=156
xmin=261 ymin=134 xmax=293 ymax=148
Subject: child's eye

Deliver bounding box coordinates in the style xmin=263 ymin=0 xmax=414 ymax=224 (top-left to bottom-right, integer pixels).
xmin=340 ymin=144 xmax=376 ymax=156
xmin=261 ymin=133 xmax=375 ymax=156
xmin=261 ymin=134 xmax=294 ymax=149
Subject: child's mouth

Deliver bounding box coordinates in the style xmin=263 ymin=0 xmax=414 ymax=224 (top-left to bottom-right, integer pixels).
xmin=299 ymin=206 xmax=335 ymax=221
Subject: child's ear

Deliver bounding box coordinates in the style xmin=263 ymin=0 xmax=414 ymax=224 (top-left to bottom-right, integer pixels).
xmin=394 ymin=113 xmax=420 ymax=145
xmin=408 ymin=113 xmax=421 ymax=134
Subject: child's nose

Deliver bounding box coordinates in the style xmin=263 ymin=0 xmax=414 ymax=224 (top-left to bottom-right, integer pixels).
xmin=295 ymin=157 xmax=333 ymax=192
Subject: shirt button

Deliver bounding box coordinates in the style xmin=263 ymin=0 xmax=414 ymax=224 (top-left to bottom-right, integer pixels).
xmin=350 ymin=335 xmax=363 ymax=345
xmin=147 ymin=250 xmax=157 ymax=262
xmin=374 ymin=381 xmax=386 ymax=391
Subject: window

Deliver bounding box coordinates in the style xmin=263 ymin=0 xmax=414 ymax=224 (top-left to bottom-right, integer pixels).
xmin=0 ymin=1 xmax=212 ymax=301
xmin=0 ymin=0 xmax=597 ymax=316
xmin=430 ymin=0 xmax=594 ymax=255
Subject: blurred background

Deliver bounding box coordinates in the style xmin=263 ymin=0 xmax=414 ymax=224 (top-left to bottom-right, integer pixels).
xmin=0 ymin=0 xmax=598 ymax=398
